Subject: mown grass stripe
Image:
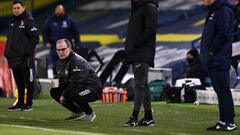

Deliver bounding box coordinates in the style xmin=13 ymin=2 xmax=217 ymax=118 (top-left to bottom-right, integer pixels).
xmin=0 ymin=124 xmax=107 ymax=135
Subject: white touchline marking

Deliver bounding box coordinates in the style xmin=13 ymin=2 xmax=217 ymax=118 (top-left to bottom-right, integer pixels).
xmin=169 ymin=132 xmax=194 ymax=135
xmin=0 ymin=115 xmax=49 ymax=122
xmin=35 ymin=119 xmax=48 ymax=122
xmin=0 ymin=124 xmax=107 ymax=135
xmin=19 ymin=117 xmax=32 ymax=120
xmin=122 ymin=129 xmax=154 ymax=133
xmin=18 ymin=117 xmax=48 ymax=122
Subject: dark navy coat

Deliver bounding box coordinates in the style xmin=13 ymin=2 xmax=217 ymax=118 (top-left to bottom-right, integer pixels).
xmin=200 ymin=0 xmax=234 ymax=70
xmin=125 ymin=0 xmax=159 ymax=67
xmin=42 ymin=15 xmax=80 ymax=49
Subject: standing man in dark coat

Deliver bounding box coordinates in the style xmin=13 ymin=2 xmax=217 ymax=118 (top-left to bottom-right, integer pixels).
xmin=200 ymin=0 xmax=237 ymax=131
xmin=4 ymin=0 xmax=39 ymax=111
xmin=124 ymin=0 xmax=158 ymax=127
xmin=42 ymin=4 xmax=80 ymax=75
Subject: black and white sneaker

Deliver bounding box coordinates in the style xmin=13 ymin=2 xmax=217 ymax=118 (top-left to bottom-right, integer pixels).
xmin=225 ymin=123 xmax=238 ymax=131
xmin=22 ymin=105 xmax=33 ymax=112
xmin=8 ymin=105 xmax=23 ymax=111
xmin=65 ymin=112 xmax=85 ymax=121
xmin=124 ymin=117 xmax=138 ymax=127
xmin=138 ymin=118 xmax=155 ymax=126
xmin=207 ymin=121 xmax=237 ymax=131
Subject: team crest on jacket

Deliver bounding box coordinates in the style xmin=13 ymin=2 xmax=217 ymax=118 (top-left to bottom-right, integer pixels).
xmin=73 ymin=66 xmax=82 ymax=72
xmin=65 ymin=68 xmax=68 ymax=75
xmin=31 ymin=26 xmax=37 ymax=31
xmin=19 ymin=20 xmax=25 ymax=28
xmin=62 ymin=21 xmax=68 ymax=28
xmin=209 ymin=13 xmax=214 ymax=20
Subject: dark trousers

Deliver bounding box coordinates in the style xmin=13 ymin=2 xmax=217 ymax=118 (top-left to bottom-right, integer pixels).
xmin=132 ymin=62 xmax=152 ymax=112
xmin=48 ymin=49 xmax=58 ymax=73
xmin=210 ymin=69 xmax=235 ymax=123
xmin=50 ymin=86 xmax=98 ymax=114
xmin=12 ymin=68 xmax=33 ymax=106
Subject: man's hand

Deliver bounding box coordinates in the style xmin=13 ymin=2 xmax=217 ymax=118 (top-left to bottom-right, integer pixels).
xmin=60 ymin=96 xmax=65 ymax=105
xmin=0 ymin=56 xmax=6 ymax=68
xmin=208 ymin=51 xmax=214 ymax=56
xmin=50 ymin=80 xmax=55 ymax=88
xmin=46 ymin=43 xmax=51 ymax=49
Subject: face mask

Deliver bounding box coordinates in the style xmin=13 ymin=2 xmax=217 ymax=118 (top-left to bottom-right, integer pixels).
xmin=55 ymin=14 xmax=64 ymax=19
xmin=187 ymin=58 xmax=194 ymax=64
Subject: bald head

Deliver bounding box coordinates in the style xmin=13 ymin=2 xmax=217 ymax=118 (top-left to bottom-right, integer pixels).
xmin=54 ymin=4 xmax=65 ymax=17
xmin=230 ymin=0 xmax=240 ymax=5
xmin=202 ymin=0 xmax=216 ymax=6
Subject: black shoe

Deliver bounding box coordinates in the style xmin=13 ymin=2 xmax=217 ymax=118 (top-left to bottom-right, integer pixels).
xmin=64 ymin=112 xmax=85 ymax=121
xmin=124 ymin=117 xmax=138 ymax=127
xmin=207 ymin=121 xmax=237 ymax=131
xmin=22 ymin=105 xmax=33 ymax=111
xmin=8 ymin=105 xmax=23 ymax=111
xmin=138 ymin=118 xmax=155 ymax=126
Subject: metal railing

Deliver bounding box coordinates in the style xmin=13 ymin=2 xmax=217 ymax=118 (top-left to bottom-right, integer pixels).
xmin=191 ymin=37 xmax=201 ymax=49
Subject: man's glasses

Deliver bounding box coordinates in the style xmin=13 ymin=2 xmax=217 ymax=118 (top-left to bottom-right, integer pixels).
xmin=56 ymin=47 xmax=68 ymax=52
xmin=13 ymin=7 xmax=21 ymax=10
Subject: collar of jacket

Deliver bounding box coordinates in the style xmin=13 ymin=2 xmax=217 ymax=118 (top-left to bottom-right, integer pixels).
xmin=13 ymin=10 xmax=27 ymax=21
xmin=237 ymin=2 xmax=240 ymax=7
xmin=54 ymin=14 xmax=66 ymax=21
xmin=131 ymin=0 xmax=159 ymax=10
xmin=236 ymin=2 xmax=240 ymax=11
xmin=208 ymin=0 xmax=233 ymax=12
xmin=60 ymin=51 xmax=74 ymax=63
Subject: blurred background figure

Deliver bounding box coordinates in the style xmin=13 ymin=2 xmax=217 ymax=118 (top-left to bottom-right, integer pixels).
xmin=230 ymin=0 xmax=240 ymax=85
xmin=164 ymin=49 xmax=207 ymax=104
xmin=230 ymin=0 xmax=240 ymax=41
xmin=42 ymin=4 xmax=80 ymax=78
xmin=5 ymin=0 xmax=39 ymax=111
xmin=185 ymin=49 xmax=207 ymax=89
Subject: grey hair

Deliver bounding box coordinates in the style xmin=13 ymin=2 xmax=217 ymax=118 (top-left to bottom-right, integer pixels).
xmin=56 ymin=39 xmax=72 ymax=48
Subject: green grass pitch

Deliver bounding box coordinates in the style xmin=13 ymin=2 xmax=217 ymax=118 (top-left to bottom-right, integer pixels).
xmin=0 ymin=95 xmax=239 ymax=135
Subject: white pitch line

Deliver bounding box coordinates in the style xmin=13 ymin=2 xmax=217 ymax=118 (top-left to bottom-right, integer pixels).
xmin=169 ymin=132 xmax=194 ymax=135
xmin=0 ymin=124 xmax=107 ymax=135
xmin=0 ymin=115 xmax=8 ymax=118
xmin=35 ymin=119 xmax=49 ymax=122
xmin=18 ymin=116 xmax=49 ymax=122
xmin=0 ymin=114 xmax=49 ymax=123
xmin=122 ymin=128 xmax=155 ymax=134
xmin=19 ymin=117 xmax=32 ymax=120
